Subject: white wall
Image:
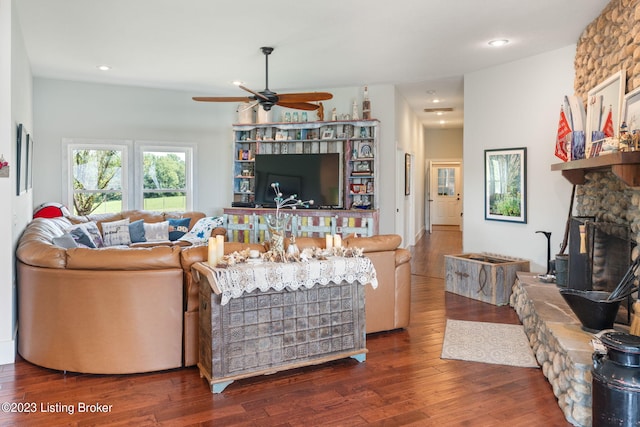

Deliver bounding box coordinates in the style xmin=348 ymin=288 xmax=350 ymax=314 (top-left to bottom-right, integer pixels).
xmin=395 ymin=88 xmax=426 ymax=245
xmin=463 ymin=45 xmax=576 ymax=272
xmin=0 ymin=0 xmax=33 ymax=365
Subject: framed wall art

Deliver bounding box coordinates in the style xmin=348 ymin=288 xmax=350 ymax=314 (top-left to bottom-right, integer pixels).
xmin=26 ymin=133 xmax=33 ymax=190
xmin=484 ymin=147 xmax=527 ymax=223
xmin=16 ymin=123 xmax=28 ymax=195
xmin=621 ymin=86 xmax=640 ymax=150
xmin=404 ymin=153 xmax=411 ymax=196
xmin=585 ymin=70 xmax=625 ymax=157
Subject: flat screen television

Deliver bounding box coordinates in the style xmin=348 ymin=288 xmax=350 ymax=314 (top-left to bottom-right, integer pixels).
xmin=254 ymin=153 xmax=342 ymax=208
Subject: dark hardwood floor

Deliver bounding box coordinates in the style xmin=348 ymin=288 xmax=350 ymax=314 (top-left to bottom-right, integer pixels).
xmin=0 ymin=227 xmax=570 ymax=426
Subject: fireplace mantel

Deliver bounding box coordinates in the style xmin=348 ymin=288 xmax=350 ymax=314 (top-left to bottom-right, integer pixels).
xmin=551 ymin=151 xmax=640 ymax=187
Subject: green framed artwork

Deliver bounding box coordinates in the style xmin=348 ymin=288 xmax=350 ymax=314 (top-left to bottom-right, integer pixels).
xmin=484 ymin=147 xmax=527 ymax=223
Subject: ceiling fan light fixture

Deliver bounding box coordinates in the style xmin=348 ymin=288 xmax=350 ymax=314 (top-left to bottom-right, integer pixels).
xmin=488 ymin=39 xmax=509 ymax=47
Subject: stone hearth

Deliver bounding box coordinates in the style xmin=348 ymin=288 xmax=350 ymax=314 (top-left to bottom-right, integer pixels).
xmin=510 ymin=272 xmax=630 ymax=427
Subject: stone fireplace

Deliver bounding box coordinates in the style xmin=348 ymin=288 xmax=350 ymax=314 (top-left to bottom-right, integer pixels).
xmin=509 ymin=171 xmax=640 ymax=426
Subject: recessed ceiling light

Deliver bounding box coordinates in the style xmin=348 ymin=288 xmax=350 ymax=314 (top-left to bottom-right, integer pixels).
xmin=488 ymin=39 xmax=509 ymax=47
xmin=439 ymin=120 xmax=446 ymax=125
xmin=432 ymin=99 xmax=441 ymax=103
xmin=97 ymin=65 xmax=111 ymax=71
xmin=232 ymin=80 xmax=244 ymax=86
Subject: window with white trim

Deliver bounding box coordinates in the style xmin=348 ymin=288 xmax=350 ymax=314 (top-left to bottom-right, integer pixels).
xmin=137 ymin=144 xmax=193 ymax=212
xmin=64 ymin=139 xmax=194 ymax=215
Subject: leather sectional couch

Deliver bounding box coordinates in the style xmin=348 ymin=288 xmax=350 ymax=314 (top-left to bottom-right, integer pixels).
xmin=16 ymin=210 xmax=213 ymax=374
xmin=16 ymin=210 xmax=411 ymax=374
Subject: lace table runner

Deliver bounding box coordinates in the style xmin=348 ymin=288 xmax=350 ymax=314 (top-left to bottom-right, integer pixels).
xmin=204 ymin=257 xmax=377 ymax=305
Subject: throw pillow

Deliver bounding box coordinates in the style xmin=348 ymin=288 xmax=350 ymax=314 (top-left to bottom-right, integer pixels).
xmin=83 ymin=221 xmax=105 ymax=248
xmin=143 ymin=221 xmax=169 ymax=242
xmin=129 ymin=219 xmax=147 ymax=243
xmin=66 ymin=223 xmax=101 ymax=248
xmin=168 ymin=217 xmax=191 ymax=241
xmin=178 ymin=216 xmax=224 ymax=245
xmin=52 ymin=233 xmax=78 ymax=249
xmin=102 ymin=218 xmax=132 ymax=246
xmin=69 ymin=226 xmax=97 ymax=248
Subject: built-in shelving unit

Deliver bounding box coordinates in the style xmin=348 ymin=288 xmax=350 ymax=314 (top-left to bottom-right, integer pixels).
xmin=550 ymin=151 xmax=640 ymax=187
xmin=232 ymin=119 xmax=379 ymax=209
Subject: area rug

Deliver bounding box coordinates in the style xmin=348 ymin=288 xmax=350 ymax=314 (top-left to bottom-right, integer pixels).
xmin=441 ymin=319 xmax=539 ymax=368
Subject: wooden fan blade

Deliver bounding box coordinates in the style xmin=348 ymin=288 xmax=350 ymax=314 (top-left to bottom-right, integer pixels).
xmin=238 ymin=85 xmax=269 ymax=101
xmin=276 ymin=101 xmax=320 ymax=111
xmin=193 ymin=96 xmax=253 ymax=102
xmin=277 ymin=92 xmax=333 ymax=102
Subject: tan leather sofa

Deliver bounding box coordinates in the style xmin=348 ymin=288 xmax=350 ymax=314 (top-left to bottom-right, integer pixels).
xmin=18 ymin=213 xmax=410 ymax=372
xmin=293 ymin=234 xmax=412 ymax=334
xmin=16 ymin=210 xmax=210 ymax=374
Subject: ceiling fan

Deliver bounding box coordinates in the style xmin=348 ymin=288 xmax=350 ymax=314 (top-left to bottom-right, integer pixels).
xmin=193 ymin=47 xmax=333 ymax=111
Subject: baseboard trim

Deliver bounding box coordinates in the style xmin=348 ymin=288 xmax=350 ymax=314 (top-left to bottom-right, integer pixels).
xmin=0 ymin=327 xmax=17 ymax=365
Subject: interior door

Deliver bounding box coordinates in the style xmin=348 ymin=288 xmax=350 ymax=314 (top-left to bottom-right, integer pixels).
xmin=430 ymin=162 xmax=462 ymax=226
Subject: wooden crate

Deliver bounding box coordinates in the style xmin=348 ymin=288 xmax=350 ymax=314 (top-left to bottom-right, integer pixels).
xmin=445 ymin=253 xmax=530 ymax=306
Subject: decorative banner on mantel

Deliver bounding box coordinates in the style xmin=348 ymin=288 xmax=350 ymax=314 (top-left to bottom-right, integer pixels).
xmin=0 ymin=154 xmax=8 ymax=178
xmin=555 ymin=107 xmax=571 ymax=162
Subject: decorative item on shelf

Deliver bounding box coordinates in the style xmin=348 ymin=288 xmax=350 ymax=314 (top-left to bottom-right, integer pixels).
xmin=264 ymin=182 xmax=314 ymax=255
xmin=555 ymin=106 xmax=571 ymax=162
xmin=301 ymin=112 xmax=308 ymax=122
xmin=0 ymin=154 xmax=8 ymax=178
xmin=352 ymin=100 xmax=359 ymax=120
xmin=357 ymin=141 xmax=373 ymax=157
xmin=331 ymin=107 xmax=337 ymax=121
xmin=366 ymin=181 xmax=374 ymax=193
xmin=238 ymin=149 xmax=252 ymax=161
xmin=292 ymin=112 xmax=299 ymax=122
xmin=321 ymin=129 xmax=335 ymax=139
xmin=345 ymin=124 xmax=354 ymax=138
xmin=283 ymin=112 xmax=291 ymax=123
xmin=620 ymin=121 xmax=632 ymax=151
xmin=360 ymin=126 xmax=369 ymax=138
xmin=362 ymin=86 xmax=371 ymax=120
xmin=316 ymin=102 xmax=325 ymax=121
xmin=236 ymin=103 xmax=254 ymax=124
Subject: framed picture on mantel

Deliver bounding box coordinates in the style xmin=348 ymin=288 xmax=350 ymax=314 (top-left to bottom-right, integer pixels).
xmin=484 ymin=147 xmax=527 ymax=223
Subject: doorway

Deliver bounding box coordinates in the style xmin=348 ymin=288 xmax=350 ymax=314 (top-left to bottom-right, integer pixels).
xmin=429 ymin=161 xmax=462 ymax=228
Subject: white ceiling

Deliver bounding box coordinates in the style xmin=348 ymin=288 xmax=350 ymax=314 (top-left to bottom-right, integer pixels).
xmin=15 ymin=0 xmax=609 ymax=128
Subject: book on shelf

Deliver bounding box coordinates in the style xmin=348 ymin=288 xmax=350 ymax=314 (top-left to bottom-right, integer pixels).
xmin=238 ymin=149 xmax=252 ymax=161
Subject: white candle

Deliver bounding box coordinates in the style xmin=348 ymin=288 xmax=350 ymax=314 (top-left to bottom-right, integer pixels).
xmin=216 ymin=235 xmax=225 ymax=262
xmin=208 ymin=237 xmax=217 ymax=267
xmin=334 ymin=234 xmax=342 ymax=248
xmin=325 ymin=234 xmax=333 ymax=250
